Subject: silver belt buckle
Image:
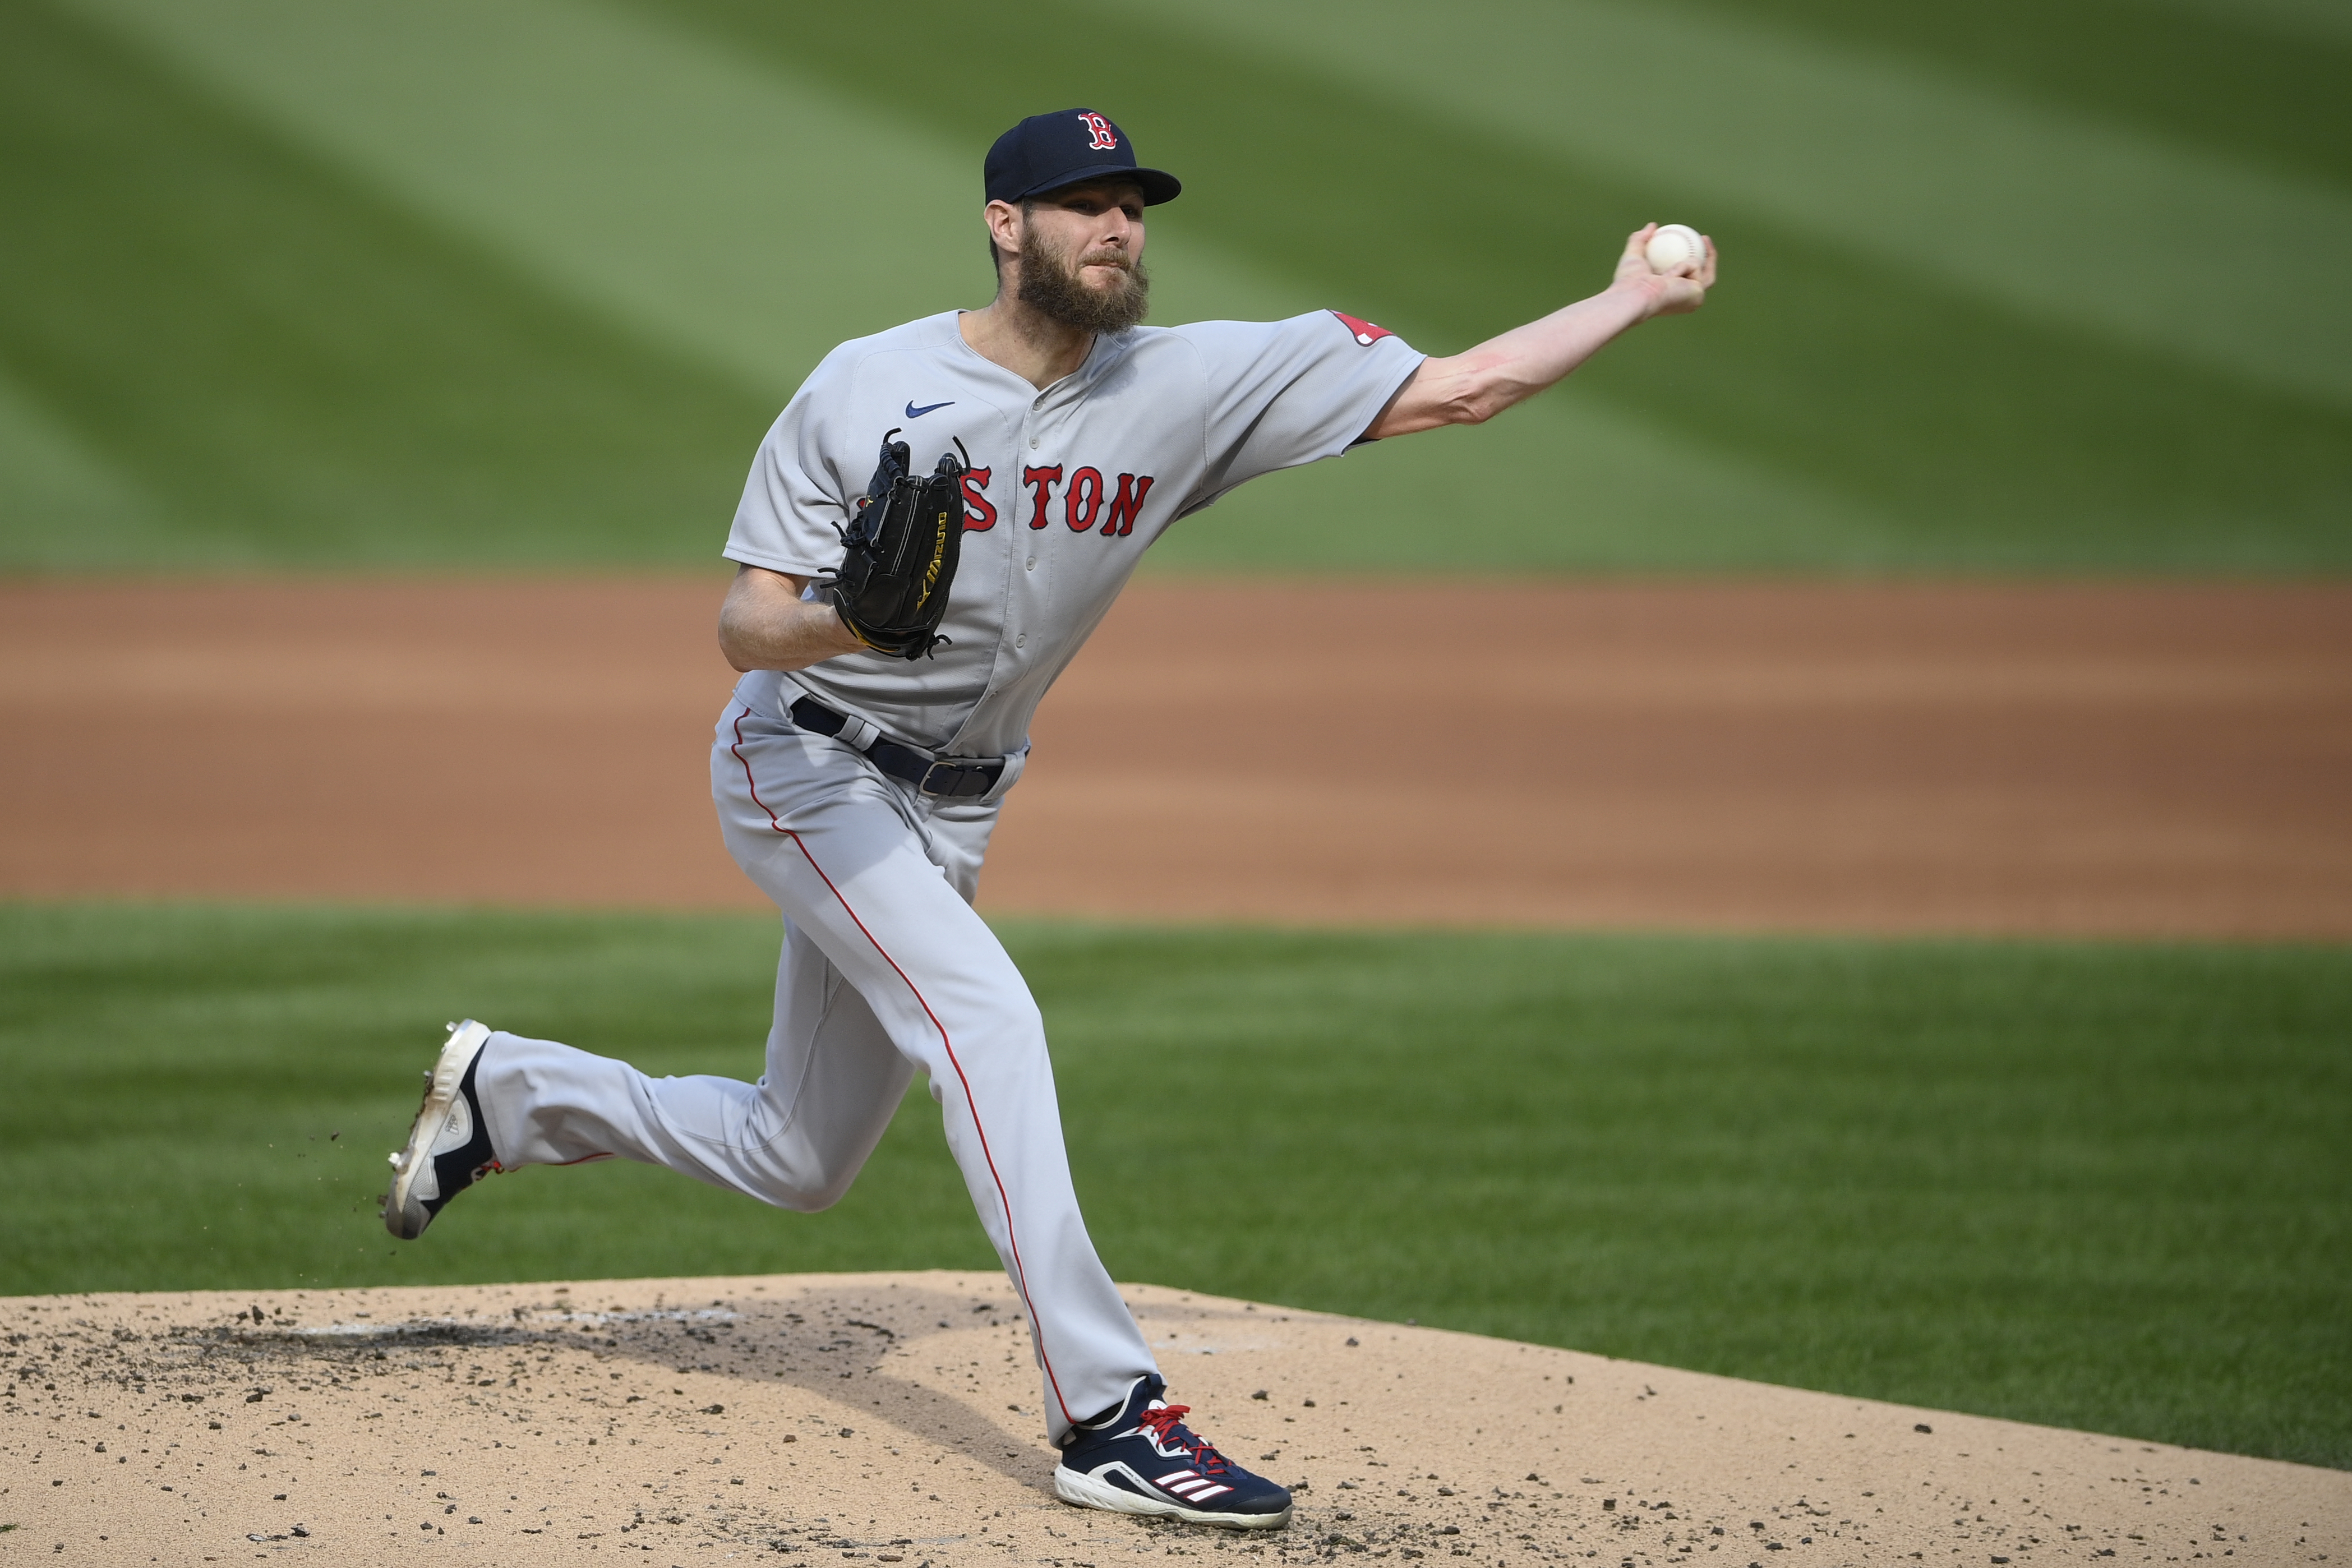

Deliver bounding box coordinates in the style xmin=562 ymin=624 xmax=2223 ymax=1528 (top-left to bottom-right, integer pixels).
xmin=919 ymin=758 xmax=987 ymax=798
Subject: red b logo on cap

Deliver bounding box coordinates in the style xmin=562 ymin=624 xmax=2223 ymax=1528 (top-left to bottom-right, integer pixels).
xmin=1077 ymin=112 xmax=1119 ymax=151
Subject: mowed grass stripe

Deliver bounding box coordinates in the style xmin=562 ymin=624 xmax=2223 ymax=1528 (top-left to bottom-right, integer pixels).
xmin=0 ymin=361 xmax=181 ymax=569
xmin=0 ymin=0 xmax=768 ymax=566
xmin=1689 ymin=0 xmax=2352 ymax=194
xmin=646 ymin=0 xmax=2352 ymax=571
xmin=1151 ymin=0 xmax=2352 ymax=412
xmin=55 ymin=0 xmax=985 ymax=401
xmin=56 ymin=0 xmax=1372 ymax=397
xmin=37 ymin=0 xmax=1899 ymax=573
xmin=13 ymin=0 xmax=2352 ymax=571
xmin=2199 ymin=0 xmax=2352 ymax=48
xmin=2 ymin=903 xmax=2345 ymax=1469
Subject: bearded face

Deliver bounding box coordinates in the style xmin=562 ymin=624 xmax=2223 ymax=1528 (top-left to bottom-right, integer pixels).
xmin=1016 ymin=218 xmax=1151 ymax=335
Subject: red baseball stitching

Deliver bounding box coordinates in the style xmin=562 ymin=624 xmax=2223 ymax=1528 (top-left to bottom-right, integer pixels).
xmin=729 ymin=707 xmax=1076 ymax=1427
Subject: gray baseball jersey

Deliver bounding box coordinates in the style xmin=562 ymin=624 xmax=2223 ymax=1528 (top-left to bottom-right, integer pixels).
xmin=430 ymin=308 xmax=1425 ymax=1447
xmin=723 ymin=308 xmax=1424 ymax=760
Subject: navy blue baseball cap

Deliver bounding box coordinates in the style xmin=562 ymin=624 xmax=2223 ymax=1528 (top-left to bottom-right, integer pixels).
xmin=985 ymin=109 xmax=1181 ymax=206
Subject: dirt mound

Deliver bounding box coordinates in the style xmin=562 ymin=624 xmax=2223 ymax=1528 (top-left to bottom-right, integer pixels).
xmin=2 ymin=1272 xmax=2342 ymax=1565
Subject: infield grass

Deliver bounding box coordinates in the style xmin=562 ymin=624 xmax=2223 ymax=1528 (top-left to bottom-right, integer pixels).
xmin=3 ymin=0 xmax=2348 ymax=573
xmin=2 ymin=902 xmax=2344 ymax=1469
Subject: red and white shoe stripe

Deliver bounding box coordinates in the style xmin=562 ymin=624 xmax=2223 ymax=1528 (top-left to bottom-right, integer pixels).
xmin=1154 ymin=1470 xmax=1234 ymax=1502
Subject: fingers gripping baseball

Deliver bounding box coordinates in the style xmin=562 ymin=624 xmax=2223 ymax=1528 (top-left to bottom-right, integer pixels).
xmin=1618 ymin=222 xmax=1717 ymax=317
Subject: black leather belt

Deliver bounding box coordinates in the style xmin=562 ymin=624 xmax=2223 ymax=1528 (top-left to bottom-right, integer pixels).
xmin=789 ymin=696 xmax=1006 ymax=799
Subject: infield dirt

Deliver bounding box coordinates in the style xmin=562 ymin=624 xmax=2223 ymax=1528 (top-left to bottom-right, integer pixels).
xmin=2 ymin=1272 xmax=2344 ymax=1567
xmin=3 ymin=578 xmax=2347 ymax=937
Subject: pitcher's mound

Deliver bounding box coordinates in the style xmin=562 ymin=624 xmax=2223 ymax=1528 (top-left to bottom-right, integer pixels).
xmin=2 ymin=1272 xmax=2341 ymax=1565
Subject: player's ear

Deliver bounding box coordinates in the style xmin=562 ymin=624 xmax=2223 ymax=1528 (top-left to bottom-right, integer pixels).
xmin=984 ymin=199 xmax=1022 ymax=284
xmin=984 ymin=199 xmax=1023 ymax=255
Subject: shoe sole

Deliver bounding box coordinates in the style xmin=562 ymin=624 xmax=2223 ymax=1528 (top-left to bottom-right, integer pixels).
xmin=1053 ymin=1465 xmax=1290 ymax=1530
xmin=384 ymin=1020 xmax=493 ymax=1241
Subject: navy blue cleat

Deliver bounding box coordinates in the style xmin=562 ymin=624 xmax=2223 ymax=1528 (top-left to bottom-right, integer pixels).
xmin=384 ymin=1021 xmax=504 ymax=1240
xmin=1054 ymin=1376 xmax=1292 ymax=1529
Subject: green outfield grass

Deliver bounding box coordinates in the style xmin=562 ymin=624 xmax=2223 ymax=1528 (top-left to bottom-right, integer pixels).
xmin=3 ymin=902 xmax=2344 ymax=1469
xmin=3 ymin=0 xmax=2348 ymax=573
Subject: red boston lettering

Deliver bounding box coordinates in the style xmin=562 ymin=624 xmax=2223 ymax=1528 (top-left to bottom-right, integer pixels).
xmin=1330 ymin=310 xmax=1395 ymax=347
xmin=1077 ymin=112 xmax=1118 ymax=151
xmin=1021 ymin=465 xmax=1063 ymax=529
xmin=1064 ymin=467 xmax=1105 ymax=532
xmin=960 ymin=468 xmax=997 ymax=532
xmin=1104 ymin=473 xmax=1155 ymax=536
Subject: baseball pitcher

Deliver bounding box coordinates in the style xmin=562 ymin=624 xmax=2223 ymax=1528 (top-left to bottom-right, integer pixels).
xmin=385 ymin=108 xmax=1715 ymax=1529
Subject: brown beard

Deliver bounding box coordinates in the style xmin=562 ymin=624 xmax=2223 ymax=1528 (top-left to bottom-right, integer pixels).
xmin=1016 ymin=224 xmax=1151 ymax=334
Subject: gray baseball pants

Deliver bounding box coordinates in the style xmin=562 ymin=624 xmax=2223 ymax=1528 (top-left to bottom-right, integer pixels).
xmin=469 ymin=692 xmax=1159 ymax=1441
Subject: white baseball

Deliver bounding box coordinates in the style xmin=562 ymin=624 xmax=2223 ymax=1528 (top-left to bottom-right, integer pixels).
xmin=1644 ymin=223 xmax=1707 ymax=275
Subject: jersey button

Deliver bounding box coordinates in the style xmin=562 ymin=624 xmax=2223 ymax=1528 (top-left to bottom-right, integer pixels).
xmin=1025 ymin=556 xmax=1036 ymax=571
xmin=1029 ymin=435 xmax=1040 ymax=449
xmin=1015 ymin=633 xmax=1026 ymax=648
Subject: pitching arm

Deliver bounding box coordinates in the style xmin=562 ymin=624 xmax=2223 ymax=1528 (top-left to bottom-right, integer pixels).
xmin=1365 ymin=224 xmax=1715 ymax=440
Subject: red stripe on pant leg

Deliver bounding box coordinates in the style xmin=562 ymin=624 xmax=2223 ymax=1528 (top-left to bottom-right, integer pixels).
xmin=732 ymin=706 xmax=791 ymax=832
xmin=731 ymin=705 xmax=1077 ymax=1428
xmin=783 ymin=832 xmax=1077 ymax=1428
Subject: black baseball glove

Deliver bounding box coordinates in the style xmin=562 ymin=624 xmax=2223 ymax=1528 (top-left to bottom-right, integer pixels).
xmin=831 ymin=430 xmax=966 ymax=660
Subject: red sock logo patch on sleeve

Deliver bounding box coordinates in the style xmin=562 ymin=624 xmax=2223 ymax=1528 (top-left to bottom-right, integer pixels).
xmin=1330 ymin=311 xmax=1395 ymax=346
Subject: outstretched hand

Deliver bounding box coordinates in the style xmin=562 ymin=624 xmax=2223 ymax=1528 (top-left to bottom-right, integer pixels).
xmin=1362 ymin=222 xmax=1721 ymax=439
xmin=1615 ymin=223 xmax=1717 ymax=318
